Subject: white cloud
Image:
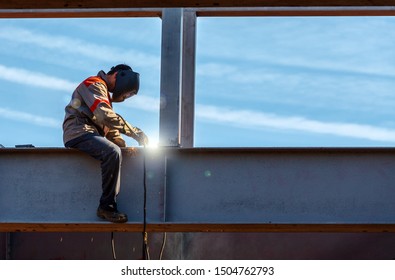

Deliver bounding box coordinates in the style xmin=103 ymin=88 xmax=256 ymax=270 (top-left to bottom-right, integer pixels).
xmin=197 ymin=17 xmax=395 ymax=81
xmin=197 ymin=63 xmax=238 ymax=78
xmin=0 ymin=27 xmax=159 ymax=69
xmin=123 ymin=95 xmax=160 ymax=112
xmin=3 ymin=64 xmax=395 ymax=143
xmin=0 ymin=107 xmax=60 ymax=128
xmin=121 ymin=93 xmax=395 ymax=143
xmin=0 ymin=64 xmax=76 ymax=92
xmin=196 ymin=104 xmax=395 ymax=143
xmin=3 ymin=88 xmax=395 ymax=142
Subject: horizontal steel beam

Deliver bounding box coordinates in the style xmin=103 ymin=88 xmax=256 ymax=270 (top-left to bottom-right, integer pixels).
xmin=1 ymin=0 xmax=395 ymax=9
xmin=194 ymin=7 xmax=395 ymax=16
xmin=1 ymin=223 xmax=395 ymax=233
xmin=2 ymin=147 xmax=395 ymax=232
xmin=3 ymin=7 xmax=395 ymax=18
xmin=0 ymin=8 xmax=162 ymax=18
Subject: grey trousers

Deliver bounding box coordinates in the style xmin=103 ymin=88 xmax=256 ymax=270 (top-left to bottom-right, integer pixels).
xmin=65 ymin=133 xmax=121 ymax=207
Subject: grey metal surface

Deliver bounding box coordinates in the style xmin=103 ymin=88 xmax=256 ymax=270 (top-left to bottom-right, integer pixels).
xmin=0 ymin=148 xmax=154 ymax=223
xmin=164 ymin=232 xmax=395 ymax=260
xmin=2 ymin=232 xmax=147 ymax=260
xmin=160 ymin=8 xmax=196 ymax=148
xmin=180 ymin=10 xmax=197 ymax=148
xmin=3 ymin=231 xmax=395 ymax=259
xmin=2 ymin=147 xmax=395 ymax=227
xmin=0 ymin=149 xmax=100 ymax=222
xmin=159 ymin=9 xmax=183 ymax=147
xmin=165 ymin=149 xmax=395 ymax=223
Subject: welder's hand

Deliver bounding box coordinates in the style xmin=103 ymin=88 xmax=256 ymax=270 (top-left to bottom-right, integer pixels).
xmin=123 ymin=121 xmax=149 ymax=146
xmin=137 ymin=131 xmax=149 ymax=146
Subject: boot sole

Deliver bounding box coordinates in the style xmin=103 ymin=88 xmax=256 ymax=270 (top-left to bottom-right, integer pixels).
xmin=97 ymin=211 xmax=128 ymax=223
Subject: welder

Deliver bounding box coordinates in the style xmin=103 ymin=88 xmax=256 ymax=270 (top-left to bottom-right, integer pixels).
xmin=62 ymin=64 xmax=149 ymax=223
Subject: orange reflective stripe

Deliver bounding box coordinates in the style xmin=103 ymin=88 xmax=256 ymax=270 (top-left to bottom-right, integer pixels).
xmin=89 ymin=99 xmax=101 ymax=112
xmin=90 ymin=98 xmax=111 ymax=112
xmin=83 ymin=76 xmax=106 ymax=87
xmin=83 ymin=76 xmax=112 ymax=112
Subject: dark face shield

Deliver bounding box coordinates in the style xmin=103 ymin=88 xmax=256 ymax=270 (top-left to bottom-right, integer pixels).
xmin=122 ymin=91 xmax=137 ymax=100
xmin=112 ymin=69 xmax=140 ymax=102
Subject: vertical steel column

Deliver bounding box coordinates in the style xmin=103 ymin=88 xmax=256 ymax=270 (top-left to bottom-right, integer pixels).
xmin=159 ymin=8 xmax=183 ymax=147
xmin=180 ymin=9 xmax=197 ymax=148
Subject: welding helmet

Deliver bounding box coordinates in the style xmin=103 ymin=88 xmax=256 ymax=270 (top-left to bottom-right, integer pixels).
xmin=112 ymin=68 xmax=140 ymax=102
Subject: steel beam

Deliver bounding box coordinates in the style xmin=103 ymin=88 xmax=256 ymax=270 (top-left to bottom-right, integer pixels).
xmin=0 ymin=8 xmax=162 ymax=18
xmin=160 ymin=8 xmax=196 ymax=148
xmin=3 ymin=7 xmax=395 ymax=18
xmin=180 ymin=10 xmax=197 ymax=148
xmin=159 ymin=9 xmax=183 ymax=147
xmin=1 ymin=147 xmax=395 ymax=232
xmin=1 ymin=0 xmax=395 ymax=9
xmin=193 ymin=6 xmax=395 ymax=16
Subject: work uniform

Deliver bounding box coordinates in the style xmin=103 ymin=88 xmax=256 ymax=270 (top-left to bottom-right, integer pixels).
xmin=63 ymin=70 xmax=143 ymax=208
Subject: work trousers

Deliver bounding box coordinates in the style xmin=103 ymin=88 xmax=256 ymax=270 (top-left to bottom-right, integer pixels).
xmin=65 ymin=133 xmax=122 ymax=207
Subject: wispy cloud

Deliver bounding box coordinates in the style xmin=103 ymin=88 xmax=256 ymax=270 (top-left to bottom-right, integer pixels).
xmin=0 ymin=27 xmax=159 ymax=69
xmin=197 ymin=63 xmax=238 ymax=78
xmin=0 ymin=64 xmax=76 ymax=92
xmin=0 ymin=107 xmax=60 ymax=128
xmin=123 ymin=95 xmax=160 ymax=112
xmin=197 ymin=17 xmax=395 ymax=81
xmin=2 ymin=63 xmax=394 ymax=143
xmin=123 ymin=94 xmax=395 ymax=143
xmin=196 ymin=104 xmax=395 ymax=143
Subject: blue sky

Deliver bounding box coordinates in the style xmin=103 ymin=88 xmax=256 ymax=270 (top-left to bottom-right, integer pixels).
xmin=1 ymin=16 xmax=395 ymax=148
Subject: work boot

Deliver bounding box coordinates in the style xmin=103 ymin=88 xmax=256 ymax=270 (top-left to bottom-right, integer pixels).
xmin=97 ymin=203 xmax=128 ymax=223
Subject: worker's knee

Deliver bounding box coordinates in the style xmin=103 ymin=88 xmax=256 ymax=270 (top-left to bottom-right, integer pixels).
xmin=103 ymin=142 xmax=122 ymax=163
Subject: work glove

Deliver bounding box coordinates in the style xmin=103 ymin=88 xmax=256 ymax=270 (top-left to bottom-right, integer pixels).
xmin=136 ymin=130 xmax=149 ymax=146
xmin=122 ymin=120 xmax=149 ymax=146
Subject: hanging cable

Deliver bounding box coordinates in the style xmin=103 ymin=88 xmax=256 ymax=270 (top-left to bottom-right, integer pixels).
xmin=111 ymin=232 xmax=117 ymax=260
xmin=159 ymin=232 xmax=167 ymax=260
xmin=142 ymin=144 xmax=150 ymax=260
xmin=115 ymin=113 xmax=149 ymax=259
xmin=115 ymin=113 xmax=167 ymax=260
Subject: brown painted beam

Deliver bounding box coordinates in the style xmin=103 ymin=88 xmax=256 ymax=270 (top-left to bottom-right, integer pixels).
xmin=0 ymin=9 xmax=162 ymax=18
xmin=2 ymin=7 xmax=395 ymax=18
xmin=2 ymin=223 xmax=395 ymax=233
xmin=1 ymin=0 xmax=395 ymax=9
xmin=195 ymin=7 xmax=395 ymax=16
